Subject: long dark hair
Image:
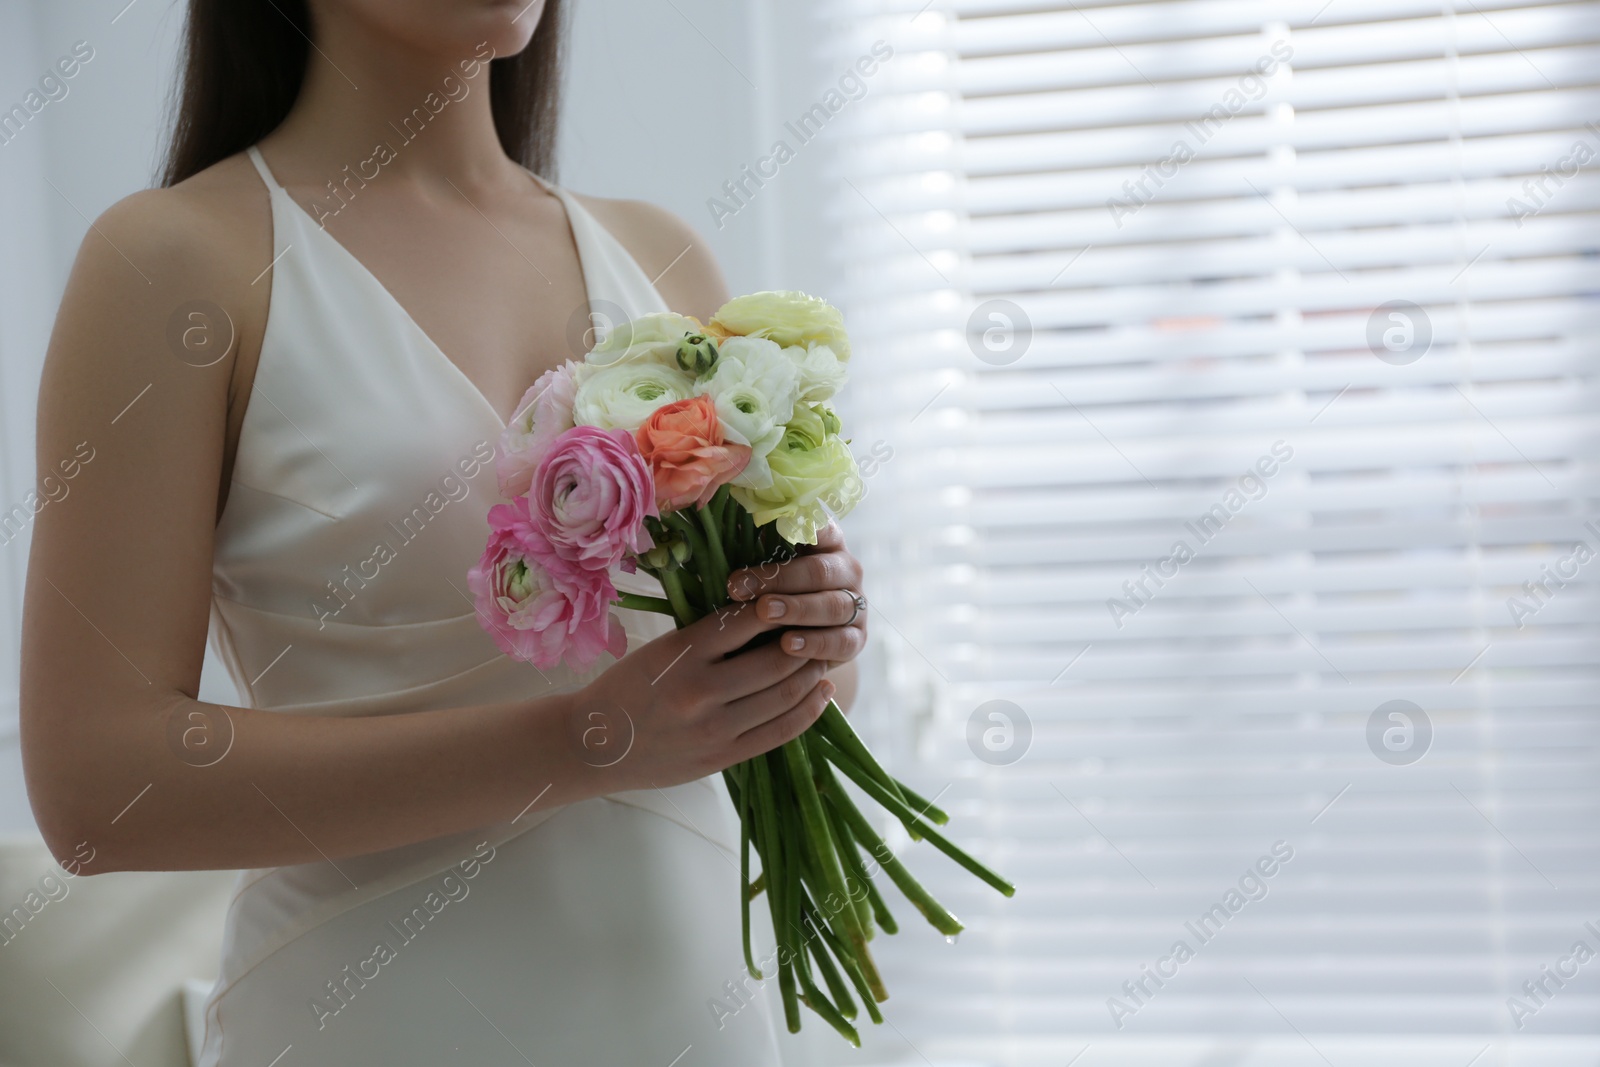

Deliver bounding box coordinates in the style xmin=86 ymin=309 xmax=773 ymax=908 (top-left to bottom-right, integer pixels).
xmin=160 ymin=0 xmax=565 ymax=187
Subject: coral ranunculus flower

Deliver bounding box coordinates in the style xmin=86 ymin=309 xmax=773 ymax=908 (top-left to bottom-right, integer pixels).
xmin=634 ymin=395 xmax=752 ymax=512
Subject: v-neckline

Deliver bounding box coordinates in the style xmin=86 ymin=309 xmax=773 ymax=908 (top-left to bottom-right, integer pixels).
xmin=250 ymin=146 xmax=592 ymax=431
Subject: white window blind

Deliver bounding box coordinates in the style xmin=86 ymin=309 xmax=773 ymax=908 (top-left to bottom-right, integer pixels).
xmin=825 ymin=0 xmax=1600 ymax=1062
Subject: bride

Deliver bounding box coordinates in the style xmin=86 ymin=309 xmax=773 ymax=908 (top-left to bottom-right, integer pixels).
xmin=19 ymin=1 xmax=868 ymax=1063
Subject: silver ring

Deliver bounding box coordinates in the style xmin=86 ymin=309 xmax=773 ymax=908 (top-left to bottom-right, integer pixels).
xmin=845 ymin=592 xmax=867 ymax=626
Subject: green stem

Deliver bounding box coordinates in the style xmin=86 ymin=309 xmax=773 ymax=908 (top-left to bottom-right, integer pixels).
xmin=774 ymin=754 xmax=806 ymax=1033
xmin=652 ymin=567 xmax=698 ymax=628
xmin=696 ymin=501 xmax=731 ymax=602
xmin=857 ymin=854 xmax=899 ymax=935
xmin=778 ymin=957 xmax=801 ymax=1034
xmin=810 ymin=938 xmax=858 ymax=1022
xmin=741 ymin=508 xmax=759 ymax=561
xmin=727 ymin=765 xmax=762 ymax=981
xmin=613 ymin=592 xmax=675 ymax=616
xmin=783 ymin=745 xmax=887 ymax=1005
xmin=834 ymin=814 xmax=879 ymax=941
xmin=754 ymin=755 xmax=800 ymax=1029
xmin=796 ymin=835 xmax=851 ymax=950
xmin=785 ymin=812 xmax=861 ymax=1045
xmin=816 ymin=912 xmax=886 ymax=1022
xmin=799 ymin=892 xmax=860 ymax=1025
xmin=721 ymin=487 xmax=741 ymax=558
xmin=797 ymin=982 xmax=860 ymax=1047
xmin=811 ymin=734 xmax=877 ymax=939
xmin=814 ymin=701 xmax=909 ymax=809
xmin=813 ymin=757 xmax=898 ymax=935
xmin=812 ymin=722 xmax=921 ymax=841
xmin=823 ymin=775 xmax=964 ymax=937
xmin=817 ymin=735 xmax=1016 ymax=900
xmin=782 ymin=738 xmax=864 ymax=953
xmin=893 ymin=778 xmax=950 ymax=826
xmin=665 ymin=511 xmax=720 ymax=608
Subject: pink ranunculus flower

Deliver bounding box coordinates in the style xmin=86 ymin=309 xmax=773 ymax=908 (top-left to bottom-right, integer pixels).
xmin=468 ymin=500 xmax=627 ymax=671
xmin=497 ymin=363 xmax=582 ymax=500
xmin=530 ymin=425 xmax=657 ymax=572
xmin=634 ymin=395 xmax=752 ymax=512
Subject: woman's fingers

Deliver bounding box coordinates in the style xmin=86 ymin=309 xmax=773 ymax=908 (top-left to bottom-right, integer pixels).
xmin=776 ymin=625 xmax=867 ymax=662
xmin=809 ymin=520 xmax=846 ymax=551
xmin=752 ymin=588 xmax=862 ymax=628
xmin=723 ymin=658 xmax=828 ymax=733
xmin=708 ymin=638 xmax=813 ymax=701
xmin=727 ymin=537 xmax=861 ymax=603
xmin=726 ymin=552 xmax=857 ymax=599
xmin=724 ymin=669 xmax=834 ymax=759
xmin=680 ymin=597 xmax=782 ymax=658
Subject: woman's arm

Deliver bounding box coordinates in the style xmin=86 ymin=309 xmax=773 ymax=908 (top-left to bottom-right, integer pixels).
xmin=19 ymin=191 xmax=598 ymax=874
xmin=19 ymin=185 xmax=830 ymax=875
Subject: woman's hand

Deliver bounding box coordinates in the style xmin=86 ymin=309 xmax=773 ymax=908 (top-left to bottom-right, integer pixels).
xmin=724 ymin=521 xmax=868 ymax=669
xmin=575 ymin=605 xmax=836 ymax=790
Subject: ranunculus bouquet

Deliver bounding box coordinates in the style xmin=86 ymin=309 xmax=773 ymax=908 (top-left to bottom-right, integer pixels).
xmin=469 ymin=291 xmax=1014 ymax=1045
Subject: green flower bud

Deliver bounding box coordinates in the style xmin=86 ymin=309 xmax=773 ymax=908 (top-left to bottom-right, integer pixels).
xmin=506 ymin=560 xmax=534 ymax=601
xmin=675 ymin=333 xmax=719 ymax=376
xmin=818 ymin=406 xmax=842 ymax=436
xmin=644 ymin=545 xmax=672 ymax=570
xmin=670 ymin=537 xmax=693 ymax=564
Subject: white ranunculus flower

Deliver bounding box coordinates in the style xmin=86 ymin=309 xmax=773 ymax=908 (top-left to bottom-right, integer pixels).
xmin=572 ymin=361 xmax=695 ymax=431
xmin=693 ymin=335 xmax=800 ymax=489
xmin=587 ymin=312 xmax=702 ymax=368
xmin=786 ymin=342 xmax=847 ymax=403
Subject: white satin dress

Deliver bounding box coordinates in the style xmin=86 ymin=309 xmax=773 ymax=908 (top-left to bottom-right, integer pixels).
xmin=192 ymin=146 xmax=786 ymax=1066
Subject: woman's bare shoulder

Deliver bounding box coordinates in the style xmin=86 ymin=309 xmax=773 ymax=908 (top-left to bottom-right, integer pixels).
xmin=85 ymin=153 xmax=272 ymax=291
xmin=46 ymin=154 xmax=275 ymax=516
xmin=568 ymin=191 xmax=731 ymax=321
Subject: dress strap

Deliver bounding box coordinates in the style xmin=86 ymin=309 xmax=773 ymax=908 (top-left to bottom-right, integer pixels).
xmin=245 ymin=145 xmax=282 ymax=191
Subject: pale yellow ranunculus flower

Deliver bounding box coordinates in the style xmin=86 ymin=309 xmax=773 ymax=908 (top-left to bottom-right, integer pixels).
xmin=706 ymin=291 xmax=850 ymax=362
xmin=731 ymin=403 xmax=862 ymax=544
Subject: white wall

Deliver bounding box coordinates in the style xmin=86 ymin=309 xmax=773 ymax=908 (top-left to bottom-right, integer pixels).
xmin=561 ymin=0 xmax=839 ymax=295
